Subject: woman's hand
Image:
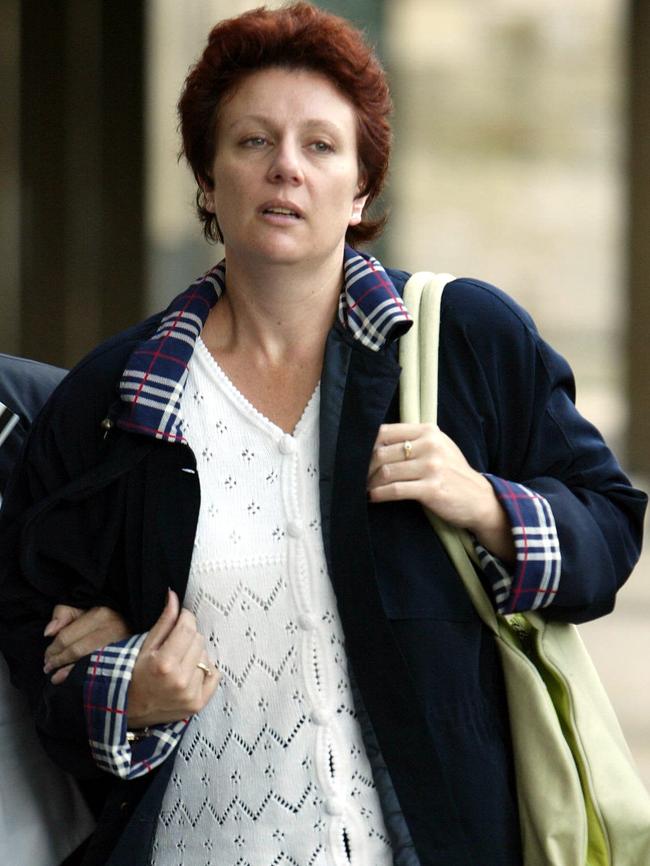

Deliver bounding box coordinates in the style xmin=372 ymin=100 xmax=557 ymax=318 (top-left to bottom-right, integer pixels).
xmin=44 ymin=604 xmax=131 ymax=685
xmin=127 ymin=589 xmax=221 ymax=729
xmin=367 ymin=423 xmax=515 ymax=564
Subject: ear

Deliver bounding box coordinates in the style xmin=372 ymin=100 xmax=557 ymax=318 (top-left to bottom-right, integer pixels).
xmin=349 ymin=192 xmax=369 ymax=227
xmin=199 ymin=176 xmax=215 ymax=214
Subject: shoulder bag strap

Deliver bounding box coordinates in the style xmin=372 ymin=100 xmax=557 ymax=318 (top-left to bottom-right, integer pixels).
xmin=399 ymin=272 xmax=502 ymax=634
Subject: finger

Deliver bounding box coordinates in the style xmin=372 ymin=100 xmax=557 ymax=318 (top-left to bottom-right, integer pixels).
xmin=200 ymin=658 xmax=222 ymax=701
xmin=45 ymin=606 xmax=114 ymax=661
xmin=368 ymin=456 xmax=425 ymax=490
xmin=49 ymin=664 xmax=74 ymax=686
xmin=368 ymin=439 xmax=423 ymax=476
xmin=181 ymin=633 xmax=209 ymax=692
xmin=43 ymin=604 xmax=83 ymax=638
xmin=142 ymin=589 xmax=181 ymax=652
xmin=45 ymin=621 xmax=132 ymax=671
xmin=181 ymin=629 xmax=206 ymax=666
xmin=45 ymin=606 xmax=104 ymax=661
xmin=162 ymin=633 xmax=208 ymax=707
xmin=368 ymin=478 xmax=427 ymax=504
xmin=374 ymin=422 xmax=434 ymax=446
xmin=158 ymin=608 xmax=200 ymax=659
xmin=193 ymin=645 xmax=222 ymax=699
xmin=368 ymin=442 xmax=395 ymax=477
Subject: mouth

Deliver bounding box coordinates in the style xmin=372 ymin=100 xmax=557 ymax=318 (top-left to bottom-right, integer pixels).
xmin=259 ymin=201 xmax=304 ymax=220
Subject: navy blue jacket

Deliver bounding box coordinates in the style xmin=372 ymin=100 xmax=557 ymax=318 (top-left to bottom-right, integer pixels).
xmin=0 ymin=272 xmax=645 ymax=866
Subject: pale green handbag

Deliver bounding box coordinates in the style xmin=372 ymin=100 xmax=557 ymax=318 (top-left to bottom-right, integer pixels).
xmin=399 ymin=271 xmax=650 ymax=866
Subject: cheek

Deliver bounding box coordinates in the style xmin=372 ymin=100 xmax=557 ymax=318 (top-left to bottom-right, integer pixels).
xmin=325 ymin=169 xmax=362 ymax=206
xmin=212 ymin=172 xmax=253 ymax=213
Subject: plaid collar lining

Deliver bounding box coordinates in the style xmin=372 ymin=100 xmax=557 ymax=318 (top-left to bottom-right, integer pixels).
xmin=117 ymin=245 xmax=412 ymax=442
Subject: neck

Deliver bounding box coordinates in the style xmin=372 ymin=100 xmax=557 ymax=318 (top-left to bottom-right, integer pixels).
xmin=204 ymin=249 xmax=344 ymax=365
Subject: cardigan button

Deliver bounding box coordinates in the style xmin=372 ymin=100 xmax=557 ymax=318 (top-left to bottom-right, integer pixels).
xmin=287 ymin=519 xmax=303 ymax=538
xmin=278 ymin=433 xmax=296 ymax=454
xmin=325 ymin=796 xmax=344 ymax=816
xmin=297 ymin=612 xmax=317 ymax=631
xmin=311 ymin=707 xmax=332 ymax=726
xmin=100 ymin=417 xmax=114 ymax=431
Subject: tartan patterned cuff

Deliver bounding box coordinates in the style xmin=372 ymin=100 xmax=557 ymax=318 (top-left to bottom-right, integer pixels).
xmin=474 ymin=475 xmax=561 ymax=614
xmin=84 ymin=633 xmax=188 ymax=779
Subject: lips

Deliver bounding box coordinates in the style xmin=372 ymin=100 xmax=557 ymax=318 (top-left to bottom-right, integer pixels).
xmin=259 ymin=200 xmax=304 ymax=219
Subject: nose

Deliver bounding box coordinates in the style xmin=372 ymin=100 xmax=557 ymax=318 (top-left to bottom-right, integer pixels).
xmin=266 ymin=139 xmax=304 ymax=186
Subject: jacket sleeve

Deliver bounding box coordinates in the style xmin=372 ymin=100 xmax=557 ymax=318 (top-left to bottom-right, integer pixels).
xmin=0 ymin=339 xmax=151 ymax=778
xmin=513 ymin=337 xmax=646 ymax=622
xmin=0 ymin=425 xmax=109 ymax=776
xmin=438 ymin=278 xmax=647 ymax=624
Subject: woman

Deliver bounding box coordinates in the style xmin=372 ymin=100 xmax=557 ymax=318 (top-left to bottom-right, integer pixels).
xmin=0 ymin=4 xmax=646 ymax=866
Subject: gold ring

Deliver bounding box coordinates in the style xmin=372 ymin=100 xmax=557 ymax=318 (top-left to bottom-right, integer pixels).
xmin=196 ymin=661 xmax=213 ymax=677
xmin=403 ymin=440 xmax=413 ymax=460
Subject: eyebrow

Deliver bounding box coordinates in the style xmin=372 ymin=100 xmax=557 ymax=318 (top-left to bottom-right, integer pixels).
xmin=227 ymin=115 xmax=345 ymax=137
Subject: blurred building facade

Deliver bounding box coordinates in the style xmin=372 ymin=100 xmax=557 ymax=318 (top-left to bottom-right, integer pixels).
xmin=388 ymin=0 xmax=627 ymax=447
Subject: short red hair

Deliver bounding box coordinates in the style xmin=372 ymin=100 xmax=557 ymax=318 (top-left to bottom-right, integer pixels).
xmin=178 ymin=2 xmax=392 ymax=246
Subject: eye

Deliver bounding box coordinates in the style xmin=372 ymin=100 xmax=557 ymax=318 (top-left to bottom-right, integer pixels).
xmin=310 ymin=140 xmax=334 ymax=154
xmin=242 ymin=136 xmax=268 ymax=148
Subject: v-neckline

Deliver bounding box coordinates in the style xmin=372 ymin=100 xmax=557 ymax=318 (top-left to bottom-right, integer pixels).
xmin=192 ymin=335 xmax=320 ymax=439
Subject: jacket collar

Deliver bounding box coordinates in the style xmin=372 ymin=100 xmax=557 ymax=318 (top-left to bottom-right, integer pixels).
xmin=116 ymin=246 xmax=411 ymax=442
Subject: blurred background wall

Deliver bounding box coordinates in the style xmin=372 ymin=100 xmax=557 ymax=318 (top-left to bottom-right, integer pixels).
xmin=1 ymin=0 xmax=648 ymax=783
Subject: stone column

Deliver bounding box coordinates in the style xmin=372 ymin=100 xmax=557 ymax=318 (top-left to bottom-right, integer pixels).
xmin=0 ymin=0 xmax=21 ymax=355
xmin=18 ymin=0 xmax=145 ymax=368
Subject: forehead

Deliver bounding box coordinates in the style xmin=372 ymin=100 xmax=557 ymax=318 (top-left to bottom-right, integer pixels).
xmin=217 ymin=66 xmax=358 ymax=134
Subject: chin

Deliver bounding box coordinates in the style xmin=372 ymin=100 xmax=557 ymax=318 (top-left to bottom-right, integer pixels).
xmin=225 ymin=228 xmax=345 ymax=269
xmin=239 ymin=239 xmax=325 ymax=268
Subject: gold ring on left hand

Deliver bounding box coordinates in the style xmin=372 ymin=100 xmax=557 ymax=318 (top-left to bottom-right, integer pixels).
xmin=403 ymin=440 xmax=413 ymax=460
xmin=196 ymin=661 xmax=213 ymax=677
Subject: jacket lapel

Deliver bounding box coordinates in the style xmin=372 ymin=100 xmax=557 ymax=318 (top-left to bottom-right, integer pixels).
xmin=318 ymin=324 xmax=354 ymax=575
xmin=319 ymin=326 xmax=471 ymax=861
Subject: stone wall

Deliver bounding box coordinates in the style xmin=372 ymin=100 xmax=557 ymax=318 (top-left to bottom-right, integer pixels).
xmin=385 ymin=0 xmax=626 ymax=451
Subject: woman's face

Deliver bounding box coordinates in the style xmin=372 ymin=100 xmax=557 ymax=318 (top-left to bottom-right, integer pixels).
xmin=205 ymin=67 xmax=368 ymax=269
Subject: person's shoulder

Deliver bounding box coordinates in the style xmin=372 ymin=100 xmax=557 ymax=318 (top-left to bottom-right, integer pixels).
xmin=0 ymin=353 xmax=66 ymax=384
xmin=0 ymin=354 xmax=67 ymax=423
xmin=387 ymin=267 xmax=539 ymax=343
xmin=442 ymin=277 xmax=539 ymax=339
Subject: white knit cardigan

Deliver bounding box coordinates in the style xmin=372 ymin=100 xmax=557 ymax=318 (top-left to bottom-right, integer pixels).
xmin=152 ymin=338 xmax=392 ymax=866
